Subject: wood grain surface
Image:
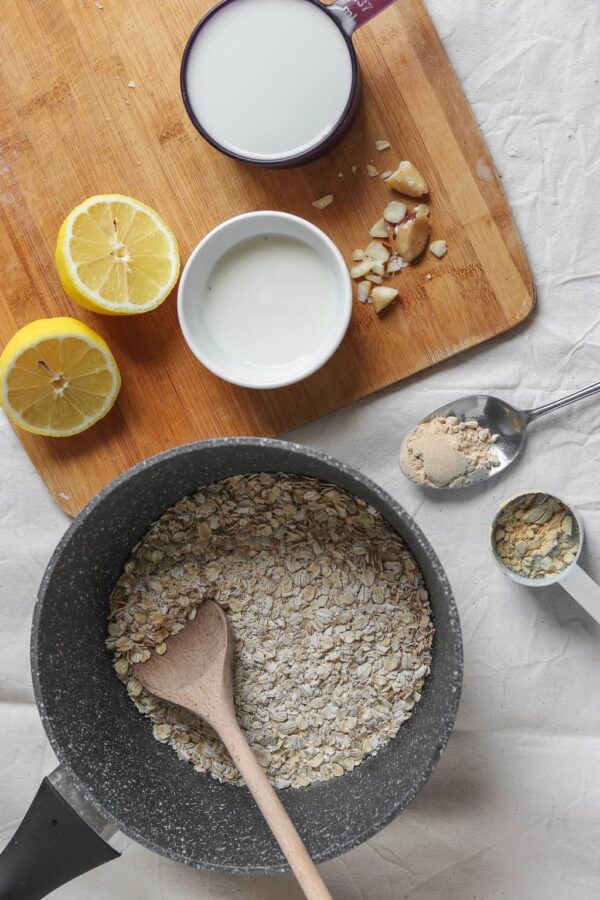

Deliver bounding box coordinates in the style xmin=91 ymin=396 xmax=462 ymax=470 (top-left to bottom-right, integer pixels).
xmin=0 ymin=0 xmax=534 ymax=516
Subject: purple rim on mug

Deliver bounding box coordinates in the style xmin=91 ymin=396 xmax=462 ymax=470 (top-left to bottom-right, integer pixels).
xmin=180 ymin=0 xmax=396 ymax=169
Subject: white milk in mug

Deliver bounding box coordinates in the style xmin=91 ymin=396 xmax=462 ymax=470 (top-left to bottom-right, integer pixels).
xmin=182 ymin=0 xmax=355 ymax=163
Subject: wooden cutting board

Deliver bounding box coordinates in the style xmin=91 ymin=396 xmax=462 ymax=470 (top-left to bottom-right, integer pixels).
xmin=0 ymin=0 xmax=534 ymax=517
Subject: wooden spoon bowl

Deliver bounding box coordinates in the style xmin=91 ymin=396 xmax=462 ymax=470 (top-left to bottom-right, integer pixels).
xmin=135 ymin=600 xmax=333 ymax=900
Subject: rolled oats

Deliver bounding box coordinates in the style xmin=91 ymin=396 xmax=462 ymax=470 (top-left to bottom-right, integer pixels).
xmin=107 ymin=474 xmax=433 ymax=789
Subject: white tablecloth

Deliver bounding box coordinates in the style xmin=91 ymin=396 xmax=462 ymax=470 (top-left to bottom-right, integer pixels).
xmin=2 ymin=1 xmax=600 ymax=897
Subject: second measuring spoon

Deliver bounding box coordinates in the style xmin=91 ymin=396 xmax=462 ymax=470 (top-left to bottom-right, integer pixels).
xmin=401 ymin=380 xmax=600 ymax=490
xmin=490 ymin=491 xmax=600 ymax=626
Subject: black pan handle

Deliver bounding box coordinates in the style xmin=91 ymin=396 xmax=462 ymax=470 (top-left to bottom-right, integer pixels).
xmin=0 ymin=775 xmax=120 ymax=900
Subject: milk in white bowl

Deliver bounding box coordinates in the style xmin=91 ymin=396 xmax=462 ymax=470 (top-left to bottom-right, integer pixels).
xmin=177 ymin=212 xmax=352 ymax=388
xmin=182 ymin=0 xmax=354 ymax=162
xmin=203 ymin=235 xmax=337 ymax=367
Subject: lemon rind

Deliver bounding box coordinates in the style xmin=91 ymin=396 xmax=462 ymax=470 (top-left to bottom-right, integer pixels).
xmin=57 ymin=194 xmax=180 ymax=315
xmin=0 ymin=325 xmax=121 ymax=437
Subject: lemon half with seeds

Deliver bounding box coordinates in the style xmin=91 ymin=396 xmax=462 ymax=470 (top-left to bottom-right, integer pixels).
xmin=0 ymin=318 xmax=121 ymax=436
xmin=55 ymin=194 xmax=180 ymax=315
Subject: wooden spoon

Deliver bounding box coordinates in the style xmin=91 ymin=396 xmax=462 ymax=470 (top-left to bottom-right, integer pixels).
xmin=134 ymin=599 xmax=333 ymax=900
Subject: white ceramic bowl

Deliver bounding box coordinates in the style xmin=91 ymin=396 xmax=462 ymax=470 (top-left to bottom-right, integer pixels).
xmin=177 ymin=211 xmax=352 ymax=389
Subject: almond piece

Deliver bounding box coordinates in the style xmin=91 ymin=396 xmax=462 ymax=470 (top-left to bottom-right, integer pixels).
xmin=357 ymin=281 xmax=372 ymax=303
xmin=380 ymin=170 xmax=393 ymax=180
xmin=375 ymin=140 xmax=391 ymax=151
xmin=369 ymin=218 xmax=388 ymax=239
xmin=366 ymin=273 xmax=383 ymax=285
xmin=365 ymin=241 xmax=390 ymax=262
xmin=385 ymin=161 xmax=428 ymax=197
xmin=387 ymin=257 xmax=407 ymax=274
xmin=430 ymin=239 xmax=448 ymax=258
xmin=383 ymin=200 xmax=407 ymax=224
xmin=394 ymin=215 xmax=431 ymax=262
xmin=351 ymin=248 xmax=365 ymax=261
xmin=371 ymin=286 xmax=398 ymax=314
xmin=312 ymin=194 xmax=334 ymax=210
xmin=351 ymin=259 xmax=374 ymax=279
xmin=415 ymin=203 xmax=430 ymax=218
xmin=370 ymin=261 xmax=386 ymax=276
xmin=366 ymin=164 xmax=379 ymax=177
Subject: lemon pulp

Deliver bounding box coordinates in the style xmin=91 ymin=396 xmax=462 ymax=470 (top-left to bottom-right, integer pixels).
xmin=55 ymin=194 xmax=179 ymax=315
xmin=0 ymin=318 xmax=121 ymax=436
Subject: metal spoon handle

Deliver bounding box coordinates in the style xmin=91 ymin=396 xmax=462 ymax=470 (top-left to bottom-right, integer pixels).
xmin=525 ymin=380 xmax=600 ymax=422
xmin=561 ymin=564 xmax=600 ymax=626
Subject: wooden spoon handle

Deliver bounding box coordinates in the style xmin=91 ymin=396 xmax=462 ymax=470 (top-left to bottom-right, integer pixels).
xmin=218 ymin=717 xmax=334 ymax=900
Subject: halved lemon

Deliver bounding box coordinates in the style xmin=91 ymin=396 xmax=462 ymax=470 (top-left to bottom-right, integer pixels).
xmin=0 ymin=318 xmax=121 ymax=436
xmin=55 ymin=194 xmax=180 ymax=315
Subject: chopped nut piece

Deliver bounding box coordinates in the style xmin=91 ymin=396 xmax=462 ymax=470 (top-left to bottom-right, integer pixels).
xmin=380 ymin=170 xmax=393 ymax=179
xmin=366 ymin=164 xmax=379 ymax=177
xmin=365 ymin=240 xmax=390 ymax=262
xmin=350 ymin=259 xmax=374 ymax=279
xmin=338 ymin=172 xmax=344 ymax=178
xmin=352 ymin=165 xmax=358 ymax=173
xmin=415 ymin=203 xmax=430 ymax=218
xmin=375 ymin=140 xmax=391 ymax=151
xmin=387 ymin=257 xmax=407 ymax=274
xmin=351 ymin=248 xmax=365 ymax=261
xmin=366 ymin=273 xmax=383 ymax=284
xmin=371 ymin=286 xmax=398 ymax=313
xmin=370 ymin=261 xmax=385 ymax=276
xmin=383 ymin=200 xmax=407 ymax=224
xmin=394 ymin=214 xmax=431 ymax=261
xmin=385 ymin=161 xmax=428 ymax=197
xmin=127 ymin=80 xmax=136 ymax=88
xmin=369 ymin=218 xmax=388 ymax=239
xmin=312 ymin=194 xmax=334 ymax=210
xmin=425 ymin=273 xmax=433 ymax=280
xmin=430 ymin=240 xmax=448 ymax=258
xmin=357 ymin=281 xmax=372 ymax=303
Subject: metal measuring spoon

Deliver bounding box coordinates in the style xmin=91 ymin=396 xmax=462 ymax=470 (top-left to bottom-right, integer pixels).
xmin=401 ymin=380 xmax=600 ymax=489
xmin=489 ymin=492 xmax=600 ymax=625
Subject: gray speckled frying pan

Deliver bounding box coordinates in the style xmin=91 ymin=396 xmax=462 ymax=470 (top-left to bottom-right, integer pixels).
xmin=0 ymin=438 xmax=462 ymax=899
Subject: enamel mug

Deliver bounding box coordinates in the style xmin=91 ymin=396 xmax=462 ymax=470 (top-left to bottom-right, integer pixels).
xmin=181 ymin=0 xmax=396 ymax=167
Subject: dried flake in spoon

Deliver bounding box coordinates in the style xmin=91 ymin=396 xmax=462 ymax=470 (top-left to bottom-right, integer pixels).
xmin=400 ymin=415 xmax=500 ymax=487
xmin=494 ymin=493 xmax=580 ymax=579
